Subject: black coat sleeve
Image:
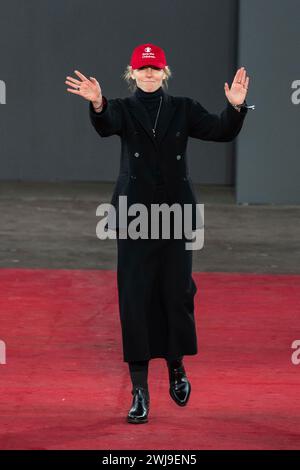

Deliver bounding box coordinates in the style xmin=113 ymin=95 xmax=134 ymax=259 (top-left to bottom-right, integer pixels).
xmin=89 ymin=96 xmax=123 ymax=137
xmin=188 ymin=98 xmax=248 ymax=142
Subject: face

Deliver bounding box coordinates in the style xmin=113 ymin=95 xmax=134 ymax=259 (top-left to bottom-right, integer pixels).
xmin=130 ymin=65 xmax=166 ymax=92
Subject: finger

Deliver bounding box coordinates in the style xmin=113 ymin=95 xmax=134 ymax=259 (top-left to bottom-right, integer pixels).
xmin=241 ymin=68 xmax=247 ymax=85
xmin=233 ymin=67 xmax=243 ymax=83
xmin=65 ymin=80 xmax=81 ymax=88
xmin=74 ymin=70 xmax=88 ymax=81
xmin=234 ymin=67 xmax=244 ymax=84
xmin=66 ymin=88 xmax=81 ymax=94
xmin=237 ymin=67 xmax=245 ymax=83
xmin=66 ymin=76 xmax=81 ymax=85
xmin=90 ymin=77 xmax=98 ymax=84
xmin=244 ymin=76 xmax=250 ymax=89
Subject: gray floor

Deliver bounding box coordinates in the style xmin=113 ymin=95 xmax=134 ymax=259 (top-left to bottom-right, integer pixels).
xmin=0 ymin=181 xmax=299 ymax=273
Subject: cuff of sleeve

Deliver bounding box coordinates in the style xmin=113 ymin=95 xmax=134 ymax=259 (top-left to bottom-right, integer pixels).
xmin=227 ymin=100 xmax=248 ymax=117
xmin=89 ymin=96 xmax=108 ymax=115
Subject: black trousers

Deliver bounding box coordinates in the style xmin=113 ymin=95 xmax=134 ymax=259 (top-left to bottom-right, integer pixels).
xmin=116 ymin=184 xmax=198 ymax=363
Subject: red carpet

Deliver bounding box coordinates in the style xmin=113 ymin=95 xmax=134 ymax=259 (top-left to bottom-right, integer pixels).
xmin=0 ymin=268 xmax=299 ymax=449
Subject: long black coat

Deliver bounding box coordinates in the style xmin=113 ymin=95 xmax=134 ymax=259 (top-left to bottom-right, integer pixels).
xmin=89 ymin=90 xmax=248 ymax=231
xmin=89 ymin=90 xmax=248 ymax=362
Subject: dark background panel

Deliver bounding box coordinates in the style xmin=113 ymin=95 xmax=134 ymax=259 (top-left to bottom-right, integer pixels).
xmin=0 ymin=0 xmax=238 ymax=184
xmin=237 ymin=0 xmax=300 ymax=203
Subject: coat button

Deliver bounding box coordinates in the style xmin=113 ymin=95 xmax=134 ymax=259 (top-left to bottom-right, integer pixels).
xmin=176 ymin=154 xmax=182 ymax=160
xmin=176 ymin=131 xmax=181 ymax=137
xmin=134 ymin=152 xmax=140 ymax=158
xmin=130 ymin=175 xmax=137 ymax=179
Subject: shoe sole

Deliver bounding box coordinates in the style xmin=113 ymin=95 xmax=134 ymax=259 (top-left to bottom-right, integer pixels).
xmin=127 ymin=416 xmax=148 ymax=424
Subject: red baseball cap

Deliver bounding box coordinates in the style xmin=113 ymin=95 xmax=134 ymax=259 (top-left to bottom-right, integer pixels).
xmin=130 ymin=43 xmax=167 ymax=70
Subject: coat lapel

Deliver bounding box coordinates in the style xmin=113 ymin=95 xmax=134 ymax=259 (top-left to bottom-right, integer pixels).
xmin=126 ymin=91 xmax=178 ymax=147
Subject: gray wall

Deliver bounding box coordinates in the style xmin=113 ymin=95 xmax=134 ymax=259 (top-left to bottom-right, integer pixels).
xmin=237 ymin=0 xmax=300 ymax=203
xmin=0 ymin=0 xmax=238 ymax=184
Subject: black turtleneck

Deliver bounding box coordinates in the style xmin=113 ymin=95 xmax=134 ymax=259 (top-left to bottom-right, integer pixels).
xmin=134 ymin=86 xmax=164 ymax=133
xmin=134 ymin=85 xmax=164 ymax=100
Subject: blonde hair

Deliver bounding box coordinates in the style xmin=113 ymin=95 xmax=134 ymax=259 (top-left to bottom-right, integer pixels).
xmin=122 ymin=65 xmax=172 ymax=93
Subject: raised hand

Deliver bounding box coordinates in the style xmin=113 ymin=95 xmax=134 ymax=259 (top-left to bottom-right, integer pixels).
xmin=65 ymin=70 xmax=102 ymax=105
xmin=224 ymin=67 xmax=250 ymax=106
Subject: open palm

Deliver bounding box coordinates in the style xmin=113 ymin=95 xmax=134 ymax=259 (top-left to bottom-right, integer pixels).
xmin=224 ymin=67 xmax=250 ymax=105
xmin=65 ymin=70 xmax=102 ymax=103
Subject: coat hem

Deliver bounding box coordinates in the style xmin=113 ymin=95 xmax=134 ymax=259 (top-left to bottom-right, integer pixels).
xmin=123 ymin=351 xmax=198 ymax=363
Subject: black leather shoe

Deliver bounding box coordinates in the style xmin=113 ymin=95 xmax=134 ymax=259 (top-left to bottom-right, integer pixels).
xmin=127 ymin=387 xmax=150 ymax=424
xmin=168 ymin=363 xmax=191 ymax=406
